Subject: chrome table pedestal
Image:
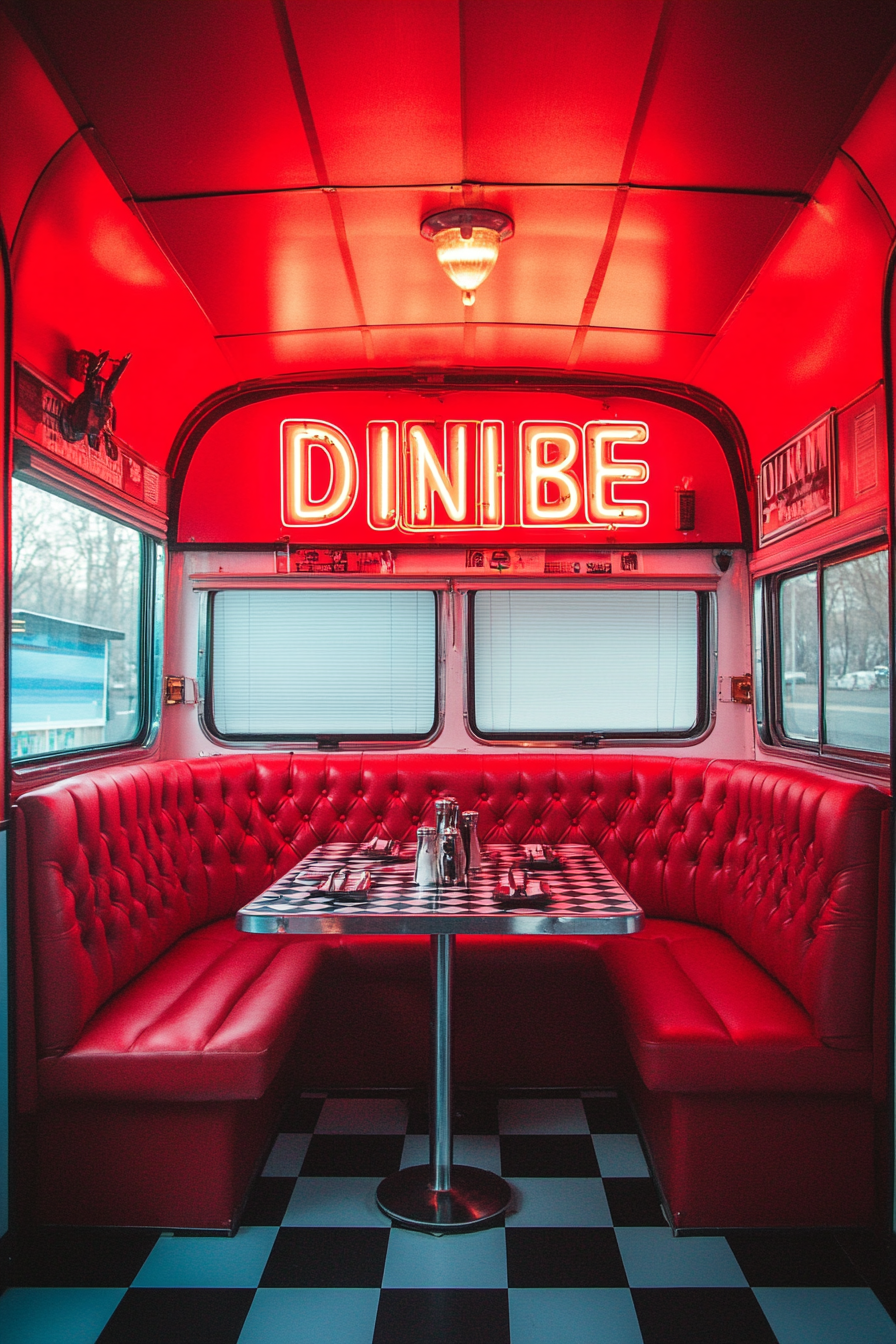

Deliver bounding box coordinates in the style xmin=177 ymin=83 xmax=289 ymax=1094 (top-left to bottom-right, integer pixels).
xmin=237 ymin=840 xmax=642 ymax=1234
xmin=375 ymin=933 xmax=512 ymax=1232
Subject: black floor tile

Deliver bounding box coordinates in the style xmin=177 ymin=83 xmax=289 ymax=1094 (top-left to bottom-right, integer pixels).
xmin=403 ymin=1090 xmax=501 ymax=1136
xmin=97 ymin=1288 xmax=254 ymax=1344
xmin=505 ymin=1227 xmax=627 ymax=1288
xmin=240 ymin=1176 xmax=297 ymax=1226
xmin=631 ymin=1287 xmax=778 ymax=1344
xmin=602 ymin=1177 xmax=666 ymax=1226
xmin=373 ymin=1289 xmax=511 ymax=1344
xmin=259 ymin=1226 xmax=390 ymax=1287
xmin=583 ymin=1093 xmax=638 ymax=1133
xmin=406 ymin=1088 xmax=429 ymax=1134
xmin=300 ymin=1134 xmax=406 ymax=1176
xmin=10 ymin=1228 xmax=158 ymax=1287
xmin=455 ymin=1091 xmax=500 ymax=1135
xmin=278 ymin=1093 xmax=326 ymax=1131
xmin=499 ymin=1134 xmax=599 ymax=1177
xmin=727 ymin=1229 xmax=867 ymax=1287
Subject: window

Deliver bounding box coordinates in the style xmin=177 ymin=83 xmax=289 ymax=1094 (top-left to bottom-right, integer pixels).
xmin=207 ymin=589 xmax=438 ymax=740
xmin=11 ymin=478 xmax=156 ymax=760
xmin=766 ymin=546 xmax=889 ymax=757
xmin=779 ymin=570 xmax=818 ymax=742
xmin=751 ymin=579 xmax=768 ymax=742
xmin=470 ymin=589 xmax=706 ymax=739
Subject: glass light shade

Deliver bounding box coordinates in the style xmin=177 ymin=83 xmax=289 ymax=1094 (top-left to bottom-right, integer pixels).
xmin=432 ymin=226 xmax=501 ymax=304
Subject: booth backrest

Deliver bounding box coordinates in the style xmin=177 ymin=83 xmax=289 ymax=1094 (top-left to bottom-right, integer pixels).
xmin=17 ymin=753 xmax=886 ymax=1059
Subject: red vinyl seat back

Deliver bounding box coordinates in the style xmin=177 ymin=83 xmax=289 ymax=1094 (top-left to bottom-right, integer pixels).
xmin=18 ymin=752 xmax=886 ymax=1061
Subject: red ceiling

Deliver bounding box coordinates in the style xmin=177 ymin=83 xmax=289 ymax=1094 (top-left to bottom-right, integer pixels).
xmin=8 ymin=0 xmax=896 ymax=445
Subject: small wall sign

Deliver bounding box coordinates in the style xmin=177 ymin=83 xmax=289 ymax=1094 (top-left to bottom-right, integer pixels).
xmin=758 ymin=413 xmax=833 ymax=546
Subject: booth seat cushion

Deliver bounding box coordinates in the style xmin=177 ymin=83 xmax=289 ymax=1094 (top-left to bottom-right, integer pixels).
xmin=37 ymin=921 xmax=332 ymax=1103
xmin=598 ymin=920 xmax=872 ymax=1094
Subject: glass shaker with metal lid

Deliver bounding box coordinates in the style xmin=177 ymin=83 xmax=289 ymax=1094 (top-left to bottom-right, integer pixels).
xmin=413 ymin=826 xmax=438 ymax=887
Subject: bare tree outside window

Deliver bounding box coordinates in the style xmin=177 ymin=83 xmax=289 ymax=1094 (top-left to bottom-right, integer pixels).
xmin=11 ymin=479 xmax=142 ymax=757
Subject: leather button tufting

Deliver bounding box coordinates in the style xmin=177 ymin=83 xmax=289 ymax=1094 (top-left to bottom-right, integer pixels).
xmin=590 ymin=791 xmax=597 ymax=799
xmin=376 ymin=815 xmax=383 ymax=822
xmin=338 ymin=815 xmax=346 ymax=822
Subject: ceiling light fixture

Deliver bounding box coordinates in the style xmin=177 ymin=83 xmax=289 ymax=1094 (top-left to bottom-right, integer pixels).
xmin=420 ymin=208 xmax=514 ymax=306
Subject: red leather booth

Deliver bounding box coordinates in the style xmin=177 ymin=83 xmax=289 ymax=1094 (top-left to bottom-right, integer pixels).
xmin=15 ymin=753 xmax=888 ymax=1231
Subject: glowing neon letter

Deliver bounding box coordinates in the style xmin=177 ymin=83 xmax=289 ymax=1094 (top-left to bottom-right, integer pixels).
xmin=478 ymin=421 xmax=504 ymax=527
xmin=367 ymin=421 xmax=398 ymax=529
xmin=520 ymin=423 xmax=582 ymax=524
xmin=407 ymin=422 xmax=467 ymax=525
xmin=282 ymin=420 xmax=358 ymax=525
xmin=584 ymin=421 xmax=649 ymax=526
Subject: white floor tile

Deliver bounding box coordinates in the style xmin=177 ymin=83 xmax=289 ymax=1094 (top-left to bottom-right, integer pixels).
xmin=132 ymin=1226 xmax=278 ymax=1288
xmin=237 ymin=1288 xmax=379 ymax=1344
xmin=281 ymin=1177 xmax=392 ymax=1227
xmin=506 ymin=1177 xmax=612 ymax=1227
xmin=509 ymin=1287 xmax=643 ymax=1343
xmin=0 ymin=1289 xmax=126 ymax=1344
xmin=754 ymin=1287 xmax=896 ymax=1344
xmin=615 ymin=1226 xmax=748 ymax=1288
xmin=381 ymin=1225 xmax=508 ymax=1288
xmin=592 ymin=1134 xmax=650 ymax=1178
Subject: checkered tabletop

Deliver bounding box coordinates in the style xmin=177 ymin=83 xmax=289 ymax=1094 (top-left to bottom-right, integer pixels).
xmin=237 ymin=842 xmax=643 ymax=935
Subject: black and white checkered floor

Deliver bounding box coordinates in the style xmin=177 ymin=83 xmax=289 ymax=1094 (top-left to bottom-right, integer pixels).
xmin=3 ymin=1088 xmax=895 ymax=1343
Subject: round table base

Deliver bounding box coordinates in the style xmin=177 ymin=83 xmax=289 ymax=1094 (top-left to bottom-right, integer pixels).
xmin=376 ymin=1164 xmax=512 ymax=1233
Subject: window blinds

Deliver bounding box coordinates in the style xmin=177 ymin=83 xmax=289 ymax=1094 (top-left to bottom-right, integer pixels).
xmin=211 ymin=589 xmax=437 ymax=736
xmin=473 ymin=590 xmax=699 ymax=733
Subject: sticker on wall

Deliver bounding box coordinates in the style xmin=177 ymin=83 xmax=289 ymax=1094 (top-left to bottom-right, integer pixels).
xmin=544 ymin=551 xmax=613 ymax=575
xmin=465 ymin=548 xmax=545 ymax=573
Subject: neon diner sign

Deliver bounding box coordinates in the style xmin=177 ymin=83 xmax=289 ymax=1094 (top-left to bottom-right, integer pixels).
xmin=281 ymin=418 xmax=650 ymax=532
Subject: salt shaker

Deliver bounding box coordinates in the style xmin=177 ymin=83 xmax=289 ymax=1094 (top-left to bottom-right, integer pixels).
xmin=460 ymin=810 xmax=482 ymax=871
xmin=413 ymin=826 xmax=438 ymax=888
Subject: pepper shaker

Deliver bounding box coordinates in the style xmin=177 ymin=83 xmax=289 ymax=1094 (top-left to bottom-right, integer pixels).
xmin=460 ymin=810 xmax=482 ymax=871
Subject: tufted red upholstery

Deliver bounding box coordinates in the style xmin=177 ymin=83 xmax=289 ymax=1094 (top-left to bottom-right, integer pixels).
xmin=18 ymin=752 xmax=886 ymax=1063
xmin=15 ymin=750 xmax=887 ymax=1230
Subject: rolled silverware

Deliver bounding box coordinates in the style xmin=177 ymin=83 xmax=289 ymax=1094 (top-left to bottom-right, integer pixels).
xmin=335 ymin=870 xmax=371 ymax=902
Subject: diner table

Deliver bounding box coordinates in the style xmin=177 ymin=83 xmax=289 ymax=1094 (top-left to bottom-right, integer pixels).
xmin=236 ymin=840 xmax=643 ymax=1233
